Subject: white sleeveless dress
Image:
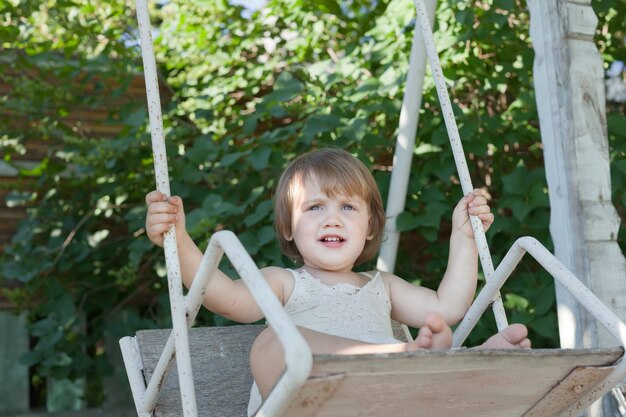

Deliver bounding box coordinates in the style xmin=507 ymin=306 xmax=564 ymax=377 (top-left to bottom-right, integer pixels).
xmin=247 ymin=268 xmax=399 ymax=415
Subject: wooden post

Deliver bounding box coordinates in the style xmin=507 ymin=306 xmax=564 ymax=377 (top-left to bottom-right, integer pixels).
xmin=528 ymin=0 xmax=626 ymax=415
xmin=0 ymin=311 xmax=29 ymax=413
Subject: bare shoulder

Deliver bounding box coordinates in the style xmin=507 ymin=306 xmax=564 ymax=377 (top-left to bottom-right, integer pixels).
xmin=365 ymin=270 xmax=400 ymax=291
xmin=259 ymin=266 xmax=295 ymax=305
xmin=373 ymin=270 xmax=421 ymax=293
xmin=373 ymin=270 xmax=404 ymax=284
xmin=260 ymin=266 xmax=293 ymax=283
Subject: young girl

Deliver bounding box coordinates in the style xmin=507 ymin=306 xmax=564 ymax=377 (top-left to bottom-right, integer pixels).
xmin=145 ymin=147 xmax=530 ymax=414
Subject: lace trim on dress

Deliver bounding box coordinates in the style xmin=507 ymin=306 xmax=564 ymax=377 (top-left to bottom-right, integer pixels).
xmin=283 ymin=269 xmax=396 ymax=344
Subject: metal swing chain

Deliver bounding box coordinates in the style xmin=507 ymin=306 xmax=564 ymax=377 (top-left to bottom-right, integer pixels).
xmin=412 ymin=0 xmax=509 ymax=342
xmin=135 ymin=0 xmax=198 ymax=415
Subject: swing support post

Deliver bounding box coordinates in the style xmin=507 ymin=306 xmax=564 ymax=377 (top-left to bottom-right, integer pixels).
xmin=376 ymin=0 xmax=436 ymax=274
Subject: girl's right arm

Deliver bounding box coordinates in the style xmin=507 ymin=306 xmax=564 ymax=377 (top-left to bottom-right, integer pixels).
xmin=145 ymin=191 xmax=292 ymax=323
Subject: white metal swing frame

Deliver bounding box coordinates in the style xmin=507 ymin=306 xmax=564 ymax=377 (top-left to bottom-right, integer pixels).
xmin=119 ymin=1 xmax=626 ymax=416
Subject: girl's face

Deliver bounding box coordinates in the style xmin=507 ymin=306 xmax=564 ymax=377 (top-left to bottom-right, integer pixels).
xmin=287 ymin=176 xmax=373 ymax=272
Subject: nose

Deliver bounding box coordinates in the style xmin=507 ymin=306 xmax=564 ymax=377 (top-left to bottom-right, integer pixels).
xmin=323 ymin=206 xmax=342 ymax=228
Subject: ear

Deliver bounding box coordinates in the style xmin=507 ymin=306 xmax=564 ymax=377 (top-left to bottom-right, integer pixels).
xmin=366 ymin=215 xmax=374 ymax=240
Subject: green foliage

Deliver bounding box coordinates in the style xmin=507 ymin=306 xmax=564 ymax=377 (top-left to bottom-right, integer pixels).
xmin=0 ymin=0 xmax=624 ymax=406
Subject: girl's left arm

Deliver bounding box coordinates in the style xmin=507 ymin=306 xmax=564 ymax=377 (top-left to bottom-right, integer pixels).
xmin=387 ymin=190 xmax=493 ymax=327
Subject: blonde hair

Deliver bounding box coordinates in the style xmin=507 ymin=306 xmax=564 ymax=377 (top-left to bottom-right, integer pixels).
xmin=274 ymin=148 xmax=386 ymax=265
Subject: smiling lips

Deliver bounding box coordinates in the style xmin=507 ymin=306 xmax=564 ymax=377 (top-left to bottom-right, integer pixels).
xmin=320 ymin=235 xmax=345 ymax=246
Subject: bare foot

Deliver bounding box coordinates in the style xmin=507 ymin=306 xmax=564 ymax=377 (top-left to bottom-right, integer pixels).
xmin=478 ymin=324 xmax=532 ymax=349
xmin=409 ymin=312 xmax=453 ymax=351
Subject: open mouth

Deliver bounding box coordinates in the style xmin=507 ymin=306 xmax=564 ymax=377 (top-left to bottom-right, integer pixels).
xmin=320 ymin=236 xmax=345 ymax=243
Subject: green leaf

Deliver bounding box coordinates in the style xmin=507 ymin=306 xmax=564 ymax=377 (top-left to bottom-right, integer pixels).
xmin=30 ymin=318 xmax=58 ymax=337
xmin=257 ymin=226 xmax=275 ymax=246
xmin=20 ymin=351 xmax=43 ymax=367
xmin=532 ymin=289 xmax=555 ymax=316
xmin=317 ymin=0 xmax=343 ymax=17
xmin=244 ymin=200 xmax=273 ymax=227
xmin=260 ymin=72 xmax=303 ymax=105
xmin=237 ymin=231 xmax=259 ymax=256
xmin=421 ymin=227 xmax=438 ymax=243
xmin=302 ymin=114 xmax=341 ymax=142
xmin=504 ymin=293 xmax=529 ymax=311
xmin=413 ymin=202 xmax=448 ymax=228
xmin=499 ymin=195 xmax=533 ymax=222
xmin=396 ymin=211 xmax=418 ymax=232
xmin=202 ymin=194 xmax=236 ymax=216
xmin=187 ymin=137 xmax=215 ymax=164
xmin=248 ymin=147 xmax=271 ymax=170
xmin=607 ymin=113 xmax=626 ymax=138
xmin=530 ymin=313 xmax=558 ymax=339
xmin=220 ymin=151 xmax=243 ymax=167
xmin=501 ymin=167 xmax=529 ymax=196
xmin=186 ymin=208 xmax=207 ymax=231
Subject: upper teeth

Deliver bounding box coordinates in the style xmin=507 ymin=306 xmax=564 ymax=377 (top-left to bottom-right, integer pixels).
xmin=323 ymin=237 xmax=341 ymax=242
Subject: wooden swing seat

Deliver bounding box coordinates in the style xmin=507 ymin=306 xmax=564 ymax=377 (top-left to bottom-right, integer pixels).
xmin=132 ymin=325 xmax=623 ymax=417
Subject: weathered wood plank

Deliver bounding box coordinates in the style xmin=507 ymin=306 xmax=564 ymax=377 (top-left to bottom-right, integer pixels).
xmin=135 ymin=326 xmax=623 ymax=417
xmin=0 ymin=311 xmax=29 ymax=414
xmin=299 ymin=348 xmax=621 ymax=417
xmin=137 ymin=325 xmax=265 ymax=417
xmin=524 ymin=365 xmax=613 ymax=417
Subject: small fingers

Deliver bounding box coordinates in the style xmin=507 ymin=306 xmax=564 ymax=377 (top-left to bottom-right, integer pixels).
xmin=147 ymin=211 xmax=178 ymax=226
xmin=477 ymin=212 xmax=494 ymax=222
xmin=470 ymin=188 xmax=490 ymax=199
xmin=146 ymin=194 xmax=181 ymax=215
xmin=467 ymin=191 xmax=488 ymax=206
xmin=145 ymin=190 xmax=167 ymax=205
xmin=147 ymin=222 xmax=174 ymax=237
xmin=146 ymin=191 xmax=182 ymax=207
xmin=467 ymin=190 xmax=491 ymax=214
xmin=479 ymin=213 xmax=495 ymax=230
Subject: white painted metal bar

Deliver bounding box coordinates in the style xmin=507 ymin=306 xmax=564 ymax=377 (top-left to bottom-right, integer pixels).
xmin=450 ymin=236 xmax=626 ymax=417
xmin=119 ymin=337 xmax=152 ymax=417
xmin=138 ymin=328 xmax=177 ymax=412
xmin=412 ymin=0 xmax=508 ymax=332
xmin=376 ymin=0 xmax=436 ymax=274
xmin=135 ymin=0 xmax=196 ymax=415
xmin=189 ymin=232 xmax=312 ymax=417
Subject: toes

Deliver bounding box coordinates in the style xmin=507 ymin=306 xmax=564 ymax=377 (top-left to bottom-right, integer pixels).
xmin=501 ymin=323 xmax=528 ymax=344
xmin=414 ymin=326 xmax=433 ymax=349
xmin=424 ymin=312 xmax=446 ymax=332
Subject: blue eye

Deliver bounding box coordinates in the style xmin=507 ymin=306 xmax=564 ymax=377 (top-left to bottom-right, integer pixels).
xmin=308 ymin=204 xmax=322 ymax=211
xmin=341 ymin=204 xmax=355 ymax=211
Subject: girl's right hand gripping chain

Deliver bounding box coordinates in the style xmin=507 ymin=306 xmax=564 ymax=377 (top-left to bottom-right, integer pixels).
xmin=145 ymin=190 xmax=188 ymax=248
